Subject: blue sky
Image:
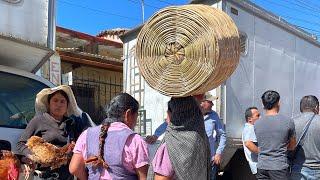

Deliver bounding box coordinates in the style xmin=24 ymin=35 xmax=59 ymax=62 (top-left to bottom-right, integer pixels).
xmin=57 ymin=0 xmax=188 ymax=35
xmin=252 ymin=0 xmax=320 ymax=37
xmin=57 ymin=0 xmax=320 ymax=37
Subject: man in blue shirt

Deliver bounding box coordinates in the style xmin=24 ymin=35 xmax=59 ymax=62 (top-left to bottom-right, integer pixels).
xmin=200 ymin=92 xmax=227 ymax=180
xmin=145 ymin=121 xmax=168 ymax=144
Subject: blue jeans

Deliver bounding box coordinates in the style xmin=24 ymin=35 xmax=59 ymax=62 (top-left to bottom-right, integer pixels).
xmin=291 ymin=167 xmax=320 ymax=180
xmin=211 ymin=165 xmax=217 ymax=180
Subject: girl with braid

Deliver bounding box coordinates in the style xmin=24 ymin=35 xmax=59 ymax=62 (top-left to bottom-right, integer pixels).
xmin=69 ymin=93 xmax=149 ymax=180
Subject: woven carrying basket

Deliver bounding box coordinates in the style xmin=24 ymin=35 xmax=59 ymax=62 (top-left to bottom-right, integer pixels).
xmin=136 ymin=4 xmax=240 ymax=97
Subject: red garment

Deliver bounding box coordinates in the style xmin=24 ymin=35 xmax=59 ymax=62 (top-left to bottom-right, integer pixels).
xmin=0 ymin=152 xmax=20 ymax=180
xmin=7 ymin=163 xmax=19 ymax=180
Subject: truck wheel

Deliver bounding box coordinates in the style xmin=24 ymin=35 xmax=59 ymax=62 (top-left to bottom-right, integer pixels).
xmin=219 ymin=148 xmax=256 ymax=180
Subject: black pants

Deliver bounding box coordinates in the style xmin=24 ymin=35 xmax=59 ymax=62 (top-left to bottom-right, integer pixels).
xmin=256 ymin=168 xmax=289 ymax=180
xmin=34 ymin=165 xmax=73 ymax=180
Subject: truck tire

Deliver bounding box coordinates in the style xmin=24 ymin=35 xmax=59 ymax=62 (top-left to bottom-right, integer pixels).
xmin=219 ymin=148 xmax=256 ymax=180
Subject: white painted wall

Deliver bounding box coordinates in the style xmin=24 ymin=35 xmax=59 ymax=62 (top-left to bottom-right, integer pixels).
xmin=0 ymin=0 xmax=49 ymax=45
xmin=123 ymin=38 xmax=170 ymax=135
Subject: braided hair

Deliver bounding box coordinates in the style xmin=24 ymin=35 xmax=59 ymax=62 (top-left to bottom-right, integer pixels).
xmin=88 ymin=93 xmax=139 ymax=169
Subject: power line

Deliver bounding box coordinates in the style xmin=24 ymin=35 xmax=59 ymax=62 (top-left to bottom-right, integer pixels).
xmin=57 ymin=0 xmax=140 ymax=22
xmin=280 ymin=0 xmax=320 ymax=13
xmin=278 ymin=15 xmax=320 ymax=36
xmin=304 ymin=0 xmax=320 ymax=12
xmin=296 ymin=25 xmax=320 ymax=34
xmin=253 ymin=0 xmax=320 ymax=19
xmin=252 ymin=0 xmax=320 ymax=38
xmin=127 ymin=0 xmax=162 ymax=9
xmin=295 ymin=0 xmax=320 ymax=13
xmin=280 ymin=15 xmax=320 ymax=27
xmin=154 ymin=0 xmax=174 ymax=6
xmin=278 ymin=0 xmax=320 ymax=14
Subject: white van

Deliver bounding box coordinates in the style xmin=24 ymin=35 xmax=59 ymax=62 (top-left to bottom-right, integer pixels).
xmin=0 ymin=65 xmax=54 ymax=153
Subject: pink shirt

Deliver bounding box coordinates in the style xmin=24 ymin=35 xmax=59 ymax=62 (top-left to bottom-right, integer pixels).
xmin=152 ymin=143 xmax=175 ymax=178
xmin=73 ymin=122 xmax=149 ymax=180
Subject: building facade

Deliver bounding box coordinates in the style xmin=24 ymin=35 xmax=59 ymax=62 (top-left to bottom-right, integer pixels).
xmin=56 ymin=26 xmax=124 ymax=123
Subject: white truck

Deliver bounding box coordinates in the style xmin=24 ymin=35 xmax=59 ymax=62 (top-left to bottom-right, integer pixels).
xmin=121 ymin=0 xmax=320 ymax=178
xmin=0 ymin=0 xmax=56 ymax=153
xmin=0 ymin=65 xmax=54 ymax=152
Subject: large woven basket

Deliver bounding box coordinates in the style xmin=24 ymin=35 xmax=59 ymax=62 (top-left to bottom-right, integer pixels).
xmin=136 ymin=4 xmax=240 ymax=97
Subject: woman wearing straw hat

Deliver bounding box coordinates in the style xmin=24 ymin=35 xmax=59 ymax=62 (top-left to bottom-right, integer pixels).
xmin=69 ymin=93 xmax=149 ymax=180
xmin=148 ymin=96 xmax=211 ymax=180
xmin=17 ymin=85 xmax=90 ymax=179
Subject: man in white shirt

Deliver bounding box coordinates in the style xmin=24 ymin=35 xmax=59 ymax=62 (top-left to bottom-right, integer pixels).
xmin=242 ymin=107 xmax=260 ymax=176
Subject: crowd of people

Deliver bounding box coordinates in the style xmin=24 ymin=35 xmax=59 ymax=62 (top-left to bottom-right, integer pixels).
xmin=9 ymin=85 xmax=226 ymax=180
xmin=66 ymin=90 xmax=224 ymax=180
xmin=2 ymin=84 xmax=318 ymax=180
xmin=242 ymin=90 xmax=320 ymax=180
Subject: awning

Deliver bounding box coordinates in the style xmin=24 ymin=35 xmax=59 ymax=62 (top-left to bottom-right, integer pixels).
xmin=0 ymin=34 xmax=54 ymax=73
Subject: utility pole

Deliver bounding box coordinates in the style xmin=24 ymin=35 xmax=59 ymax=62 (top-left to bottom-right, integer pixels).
xmin=140 ymin=0 xmax=145 ymax=23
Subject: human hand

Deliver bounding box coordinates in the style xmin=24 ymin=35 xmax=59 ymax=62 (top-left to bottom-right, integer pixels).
xmin=1 ymin=150 xmax=13 ymax=157
xmin=145 ymin=135 xmax=158 ymax=144
xmin=213 ymin=154 xmax=222 ymax=165
xmin=21 ymin=155 xmax=35 ymax=166
xmin=21 ymin=155 xmax=36 ymax=177
xmin=67 ymin=141 xmax=76 ymax=153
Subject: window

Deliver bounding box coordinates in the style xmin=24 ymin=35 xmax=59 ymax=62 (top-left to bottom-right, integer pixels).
xmin=240 ymin=33 xmax=248 ymax=56
xmin=231 ymin=7 xmax=238 ymax=16
xmin=0 ymin=72 xmax=49 ymax=129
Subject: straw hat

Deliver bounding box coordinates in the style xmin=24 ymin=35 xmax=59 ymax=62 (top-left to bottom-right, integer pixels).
xmin=136 ymin=4 xmax=240 ymax=97
xmin=35 ymin=85 xmax=82 ymax=117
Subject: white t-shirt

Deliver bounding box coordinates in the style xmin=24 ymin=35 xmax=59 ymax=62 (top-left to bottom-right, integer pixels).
xmin=242 ymin=123 xmax=258 ymax=174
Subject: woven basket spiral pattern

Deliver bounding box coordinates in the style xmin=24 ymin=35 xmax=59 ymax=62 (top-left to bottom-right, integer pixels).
xmin=136 ymin=4 xmax=240 ymax=97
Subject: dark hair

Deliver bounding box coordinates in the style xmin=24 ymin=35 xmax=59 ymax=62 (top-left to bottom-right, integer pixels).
xmin=92 ymin=93 xmax=139 ymax=169
xmin=48 ymin=90 xmax=69 ymax=105
xmin=261 ymin=90 xmax=280 ymax=110
xmin=167 ymin=96 xmax=203 ymax=130
xmin=105 ymin=93 xmax=139 ymax=122
xmin=245 ymin=107 xmax=258 ymax=122
xmin=300 ymin=95 xmax=319 ymax=113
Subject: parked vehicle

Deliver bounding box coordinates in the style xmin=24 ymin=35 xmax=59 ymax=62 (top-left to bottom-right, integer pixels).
xmin=0 ymin=65 xmax=55 ymax=153
xmin=121 ymin=0 xmax=320 ymax=179
xmin=0 ymin=0 xmax=57 ymax=153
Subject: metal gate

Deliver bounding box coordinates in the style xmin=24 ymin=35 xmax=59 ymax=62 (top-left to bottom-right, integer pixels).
xmin=134 ymin=109 xmax=147 ymax=136
xmin=71 ymin=76 xmax=122 ymax=124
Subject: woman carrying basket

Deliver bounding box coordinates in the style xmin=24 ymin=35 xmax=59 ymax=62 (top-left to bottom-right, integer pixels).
xmin=149 ymin=96 xmax=211 ymax=180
